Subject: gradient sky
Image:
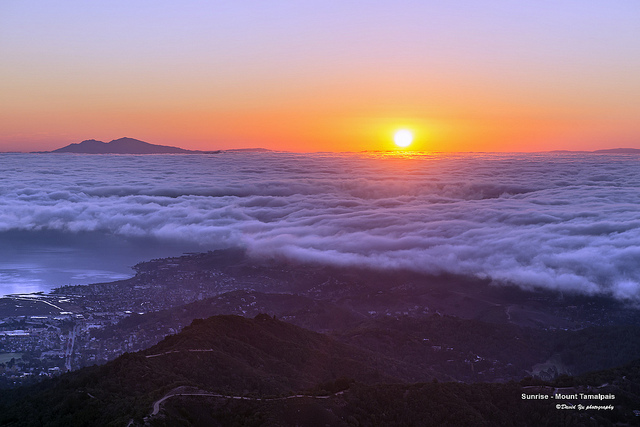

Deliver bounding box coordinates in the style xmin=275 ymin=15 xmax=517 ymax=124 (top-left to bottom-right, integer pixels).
xmin=2 ymin=1 xmax=639 ymax=152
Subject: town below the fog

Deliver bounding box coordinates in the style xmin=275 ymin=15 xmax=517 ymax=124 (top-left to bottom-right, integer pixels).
xmin=2 ymin=249 xmax=640 ymax=388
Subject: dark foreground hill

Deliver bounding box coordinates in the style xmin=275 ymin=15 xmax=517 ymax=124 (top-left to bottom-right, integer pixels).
xmin=0 ymin=314 xmax=437 ymax=426
xmin=92 ymin=295 xmax=640 ymax=384
xmin=1 ymin=314 xmax=640 ymax=426
xmin=156 ymin=376 xmax=640 ymax=427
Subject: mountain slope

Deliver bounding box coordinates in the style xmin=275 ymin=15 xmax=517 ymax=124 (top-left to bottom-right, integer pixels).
xmin=155 ymin=359 xmax=640 ymax=426
xmin=50 ymin=137 xmax=196 ymax=154
xmin=2 ymin=314 xmax=640 ymax=426
xmin=0 ymin=314 xmax=430 ymax=426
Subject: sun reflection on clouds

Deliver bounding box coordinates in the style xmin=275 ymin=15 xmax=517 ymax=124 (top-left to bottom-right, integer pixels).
xmin=2 ymin=152 xmax=640 ymax=300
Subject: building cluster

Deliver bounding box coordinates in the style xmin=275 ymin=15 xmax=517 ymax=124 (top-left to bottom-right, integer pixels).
xmin=0 ymin=262 xmax=234 ymax=387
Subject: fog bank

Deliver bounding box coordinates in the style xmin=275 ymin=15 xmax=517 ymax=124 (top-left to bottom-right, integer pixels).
xmin=1 ymin=151 xmax=639 ymax=300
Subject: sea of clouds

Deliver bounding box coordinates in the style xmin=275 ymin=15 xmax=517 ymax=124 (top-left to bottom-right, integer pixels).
xmin=1 ymin=151 xmax=639 ymax=300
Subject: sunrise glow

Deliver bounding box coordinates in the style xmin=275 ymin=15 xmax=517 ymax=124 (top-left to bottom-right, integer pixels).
xmin=1 ymin=2 xmax=639 ymax=153
xmin=1 ymin=4 xmax=640 ymax=423
xmin=394 ymin=130 xmax=414 ymax=148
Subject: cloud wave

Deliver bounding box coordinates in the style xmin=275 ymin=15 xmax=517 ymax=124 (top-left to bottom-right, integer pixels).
xmin=2 ymin=151 xmax=640 ymax=300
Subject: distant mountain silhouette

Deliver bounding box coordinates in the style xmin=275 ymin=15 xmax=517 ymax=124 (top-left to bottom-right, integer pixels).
xmin=593 ymin=148 xmax=640 ymax=154
xmin=50 ymin=137 xmax=202 ymax=154
xmin=225 ymin=148 xmax=272 ymax=152
xmin=547 ymin=148 xmax=640 ymax=154
xmin=45 ymin=137 xmax=271 ymax=154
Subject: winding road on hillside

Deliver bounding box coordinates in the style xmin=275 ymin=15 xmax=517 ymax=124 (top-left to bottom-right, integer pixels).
xmin=147 ymin=387 xmax=346 ymax=418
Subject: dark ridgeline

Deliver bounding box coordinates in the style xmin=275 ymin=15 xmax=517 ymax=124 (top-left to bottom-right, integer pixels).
xmin=42 ymin=138 xmax=639 ymax=155
xmin=47 ymin=137 xmax=221 ymax=154
xmin=2 ymin=249 xmax=640 ymax=425
xmin=0 ymin=314 xmax=424 ymax=426
xmin=0 ymin=314 xmax=638 ymax=426
xmin=592 ymin=148 xmax=640 ymax=154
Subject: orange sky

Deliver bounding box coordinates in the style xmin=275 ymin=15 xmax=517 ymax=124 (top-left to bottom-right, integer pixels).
xmin=2 ymin=2 xmax=639 ymax=152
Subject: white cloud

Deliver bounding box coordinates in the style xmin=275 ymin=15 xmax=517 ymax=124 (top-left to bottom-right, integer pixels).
xmin=2 ymin=152 xmax=640 ymax=300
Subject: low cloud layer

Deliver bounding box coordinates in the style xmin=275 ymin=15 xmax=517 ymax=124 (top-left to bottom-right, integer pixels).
xmin=2 ymin=151 xmax=640 ymax=300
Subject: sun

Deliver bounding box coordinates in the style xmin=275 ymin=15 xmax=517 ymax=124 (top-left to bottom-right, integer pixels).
xmin=393 ymin=129 xmax=413 ymax=148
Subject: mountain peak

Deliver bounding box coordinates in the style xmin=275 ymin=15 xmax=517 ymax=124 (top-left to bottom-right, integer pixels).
xmin=51 ymin=137 xmax=195 ymax=154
